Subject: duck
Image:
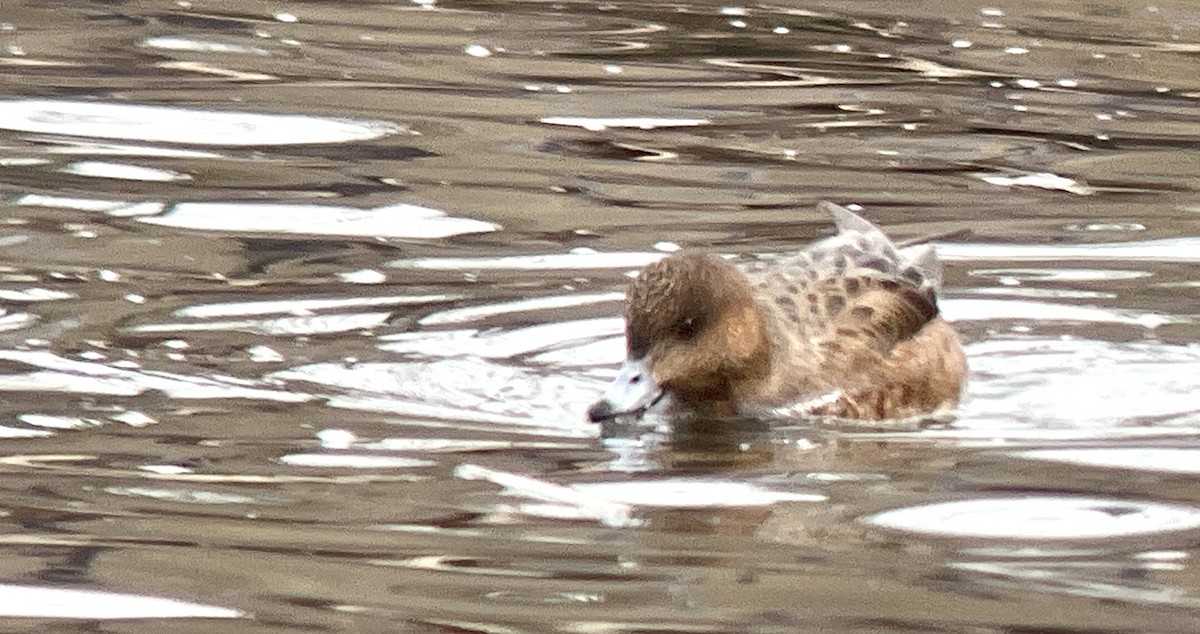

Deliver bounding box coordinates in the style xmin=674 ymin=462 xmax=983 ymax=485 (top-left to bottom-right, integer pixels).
xmin=587 ymin=202 xmax=967 ymax=423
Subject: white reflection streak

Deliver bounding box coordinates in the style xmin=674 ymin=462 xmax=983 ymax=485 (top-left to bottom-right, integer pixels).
xmin=0 ymin=350 xmax=311 ymax=402
xmin=978 ymin=171 xmax=1096 ymax=195
xmin=60 ymin=161 xmax=191 ymax=182
xmin=157 ymin=61 xmax=276 ymax=81
xmin=137 ymin=202 xmax=498 ymax=239
xmin=597 ymin=23 xmax=668 ymax=36
xmin=0 ymin=312 xmax=35 ymax=332
xmin=0 ymin=99 xmax=401 ymax=146
xmin=418 ymin=293 xmax=623 ymax=326
xmin=940 ymin=298 xmax=1182 ymax=328
xmin=15 ymin=194 xmax=165 ymax=214
xmin=129 ymin=312 xmax=392 ymax=336
xmin=866 ymin=497 xmax=1200 ymax=539
xmin=540 ymin=117 xmax=709 ymax=131
xmin=937 ymin=238 xmax=1200 ymax=263
xmin=388 ymin=251 xmax=665 ymax=271
xmin=614 ymin=142 xmax=678 ymax=162
xmin=565 ymin=40 xmax=649 ymax=53
xmin=951 ymin=562 xmax=1200 ymax=607
xmin=455 ymin=463 xmax=638 ymax=528
xmin=380 ymin=317 xmax=622 ymax=359
xmin=177 ymin=294 xmax=457 ymax=318
xmin=0 ymin=58 xmax=75 ymax=67
xmin=142 ymin=36 xmax=269 ymax=55
xmin=327 ymin=396 xmax=595 ymax=435
xmin=704 ymin=58 xmax=800 ymax=74
xmin=851 ymin=427 xmax=1200 ymax=445
xmin=40 ymin=139 xmax=221 ymax=158
xmin=0 ymin=584 xmax=241 ymax=619
xmin=278 ymin=454 xmax=435 ymax=468
xmin=1016 ymin=449 xmax=1200 ymax=474
xmin=19 ymin=414 xmax=101 ymax=430
xmin=965 ymin=287 xmax=1114 ymax=300
xmin=0 ymin=289 xmax=73 ymax=301
xmin=106 ymin=486 xmax=256 ymax=504
xmin=0 ymin=426 xmax=53 ymax=439
xmin=969 ymin=268 xmax=1151 ymax=282
xmin=571 ymin=480 xmax=825 ymax=508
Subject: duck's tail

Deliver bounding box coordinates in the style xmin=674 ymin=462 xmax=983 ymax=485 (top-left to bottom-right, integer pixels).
xmin=816 ymin=201 xmax=967 ymax=293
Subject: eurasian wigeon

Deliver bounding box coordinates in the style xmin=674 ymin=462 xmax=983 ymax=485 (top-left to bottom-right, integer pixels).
xmin=587 ymin=202 xmax=966 ymax=423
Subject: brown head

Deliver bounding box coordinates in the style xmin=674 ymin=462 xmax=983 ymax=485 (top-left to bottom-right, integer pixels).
xmin=587 ymin=254 xmax=772 ymax=422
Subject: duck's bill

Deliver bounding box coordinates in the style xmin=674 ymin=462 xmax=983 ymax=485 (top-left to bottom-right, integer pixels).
xmin=587 ymin=358 xmax=665 ymax=423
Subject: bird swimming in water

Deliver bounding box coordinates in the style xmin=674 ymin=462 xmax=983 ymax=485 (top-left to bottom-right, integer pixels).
xmin=587 ymin=202 xmax=966 ymax=423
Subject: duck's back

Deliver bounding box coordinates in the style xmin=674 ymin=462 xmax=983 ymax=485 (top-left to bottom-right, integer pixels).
xmin=739 ymin=202 xmax=965 ymax=419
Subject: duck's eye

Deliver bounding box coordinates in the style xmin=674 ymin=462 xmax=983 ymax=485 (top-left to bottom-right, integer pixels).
xmin=676 ymin=316 xmax=699 ymax=340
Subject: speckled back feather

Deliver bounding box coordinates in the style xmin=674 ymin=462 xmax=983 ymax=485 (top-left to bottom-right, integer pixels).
xmin=604 ymin=201 xmax=965 ymax=422
xmin=741 ymin=202 xmax=951 ymax=413
xmin=745 ymin=204 xmax=939 ymax=334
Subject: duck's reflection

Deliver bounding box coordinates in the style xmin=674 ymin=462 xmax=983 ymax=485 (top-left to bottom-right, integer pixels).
xmin=601 ymin=414 xmax=778 ymax=473
xmin=597 ymin=413 xmax=839 ymax=537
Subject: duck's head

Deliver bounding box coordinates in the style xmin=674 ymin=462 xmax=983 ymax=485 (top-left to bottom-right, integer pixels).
xmin=587 ymin=254 xmax=771 ymax=423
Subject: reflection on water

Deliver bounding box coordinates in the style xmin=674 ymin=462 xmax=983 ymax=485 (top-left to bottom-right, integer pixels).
xmin=865 ymin=496 xmax=1200 ymax=540
xmin=0 ymin=99 xmax=402 ymax=146
xmin=0 ymin=0 xmax=1197 ymax=630
xmin=0 ymin=584 xmax=241 ymax=619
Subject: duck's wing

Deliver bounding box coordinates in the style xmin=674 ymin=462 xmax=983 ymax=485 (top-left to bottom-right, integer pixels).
xmin=818 ymin=276 xmax=937 ymax=356
xmin=751 ymin=202 xmax=943 ymax=356
xmin=742 ymin=203 xmax=963 ymax=419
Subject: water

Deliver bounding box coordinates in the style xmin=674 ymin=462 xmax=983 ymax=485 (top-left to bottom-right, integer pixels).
xmin=0 ymin=0 xmax=1198 ymax=630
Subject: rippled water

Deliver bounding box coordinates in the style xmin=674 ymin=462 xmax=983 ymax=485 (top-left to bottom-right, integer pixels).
xmin=0 ymin=0 xmax=1198 ymax=630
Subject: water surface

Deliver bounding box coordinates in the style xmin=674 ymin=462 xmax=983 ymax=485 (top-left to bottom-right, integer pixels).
xmin=0 ymin=0 xmax=1198 ymax=630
